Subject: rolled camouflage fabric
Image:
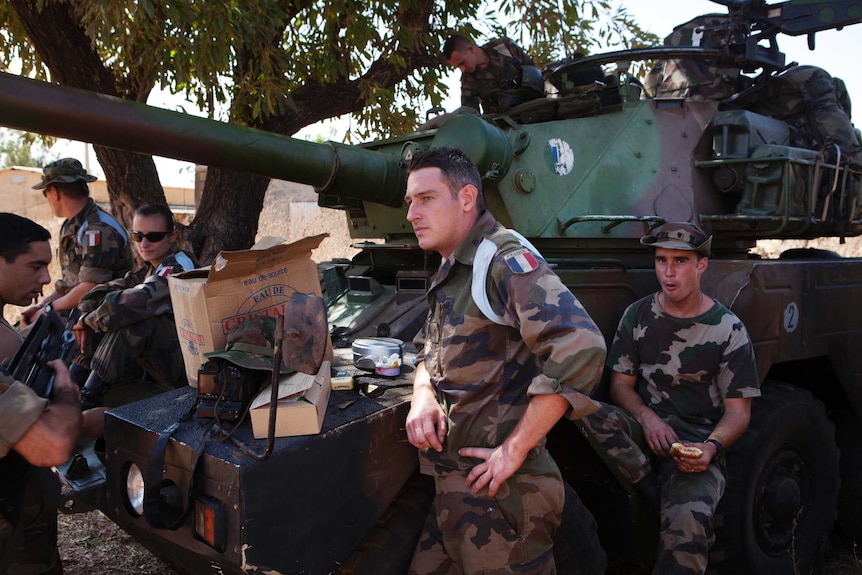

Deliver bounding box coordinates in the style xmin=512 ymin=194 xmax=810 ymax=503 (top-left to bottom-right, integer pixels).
xmin=205 ymin=316 xmax=292 ymax=373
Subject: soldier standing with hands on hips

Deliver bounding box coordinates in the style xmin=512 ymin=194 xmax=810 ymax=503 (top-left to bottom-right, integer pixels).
xmin=403 ymin=147 xmax=606 ymax=574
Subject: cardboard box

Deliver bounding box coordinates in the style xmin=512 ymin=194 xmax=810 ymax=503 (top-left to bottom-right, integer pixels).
xmin=168 ymin=234 xmax=331 ymax=384
xmin=249 ymin=361 xmax=331 ymax=438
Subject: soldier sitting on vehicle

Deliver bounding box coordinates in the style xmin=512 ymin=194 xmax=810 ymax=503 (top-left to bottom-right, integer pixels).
xmin=643 ymin=14 xmax=752 ymax=100
xmin=72 ymin=204 xmax=196 ymax=421
xmin=443 ymin=34 xmax=544 ymax=114
xmin=582 ymin=222 xmax=760 ymax=575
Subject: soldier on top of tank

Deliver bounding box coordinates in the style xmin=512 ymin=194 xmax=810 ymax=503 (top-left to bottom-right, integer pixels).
xmin=582 ymin=222 xmax=760 ymax=575
xmin=443 ymin=34 xmax=543 ymax=114
xmin=403 ymin=146 xmax=606 ymax=574
xmin=21 ymin=158 xmax=134 ymax=328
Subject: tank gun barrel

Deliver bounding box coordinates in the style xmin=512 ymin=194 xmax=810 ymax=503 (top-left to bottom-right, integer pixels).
xmin=0 ymin=72 xmax=407 ymax=207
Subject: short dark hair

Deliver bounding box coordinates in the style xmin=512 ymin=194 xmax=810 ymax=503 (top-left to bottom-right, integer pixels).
xmin=407 ymin=147 xmax=484 ymax=210
xmin=0 ymin=213 xmax=51 ymax=263
xmin=443 ymin=35 xmax=474 ymax=61
xmin=51 ymin=180 xmax=90 ymax=199
xmin=134 ymin=203 xmax=176 ymax=231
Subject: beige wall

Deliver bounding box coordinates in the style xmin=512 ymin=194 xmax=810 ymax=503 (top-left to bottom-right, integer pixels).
xmin=0 ymin=166 xmax=194 ymax=209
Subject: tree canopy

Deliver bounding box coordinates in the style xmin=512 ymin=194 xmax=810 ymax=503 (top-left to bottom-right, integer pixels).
xmin=0 ymin=0 xmax=656 ymax=262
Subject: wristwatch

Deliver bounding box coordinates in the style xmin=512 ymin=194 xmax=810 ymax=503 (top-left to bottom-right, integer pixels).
xmin=704 ymin=438 xmax=724 ymax=459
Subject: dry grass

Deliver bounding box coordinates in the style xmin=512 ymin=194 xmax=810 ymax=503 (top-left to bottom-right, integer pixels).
xmin=57 ymin=511 xmax=174 ymax=575
xmin=58 ymin=509 xmax=862 ymax=575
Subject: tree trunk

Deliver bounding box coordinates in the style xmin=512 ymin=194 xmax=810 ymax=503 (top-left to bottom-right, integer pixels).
xmin=192 ymin=167 xmax=270 ymax=264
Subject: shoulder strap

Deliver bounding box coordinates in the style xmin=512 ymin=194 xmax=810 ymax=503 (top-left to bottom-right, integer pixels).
xmin=156 ymin=251 xmax=196 ymax=277
xmin=143 ymin=420 xmax=212 ymax=530
xmin=472 ymin=229 xmax=542 ymax=326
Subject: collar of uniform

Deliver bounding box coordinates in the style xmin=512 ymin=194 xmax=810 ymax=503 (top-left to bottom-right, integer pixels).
xmin=68 ymin=197 xmax=98 ymax=226
xmin=452 ymin=210 xmax=499 ymax=266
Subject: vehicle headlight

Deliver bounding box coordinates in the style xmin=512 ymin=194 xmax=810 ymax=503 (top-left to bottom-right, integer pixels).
xmin=125 ymin=463 xmax=145 ymax=516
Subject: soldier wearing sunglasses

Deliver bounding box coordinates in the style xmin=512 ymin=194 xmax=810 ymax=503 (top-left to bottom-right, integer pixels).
xmin=71 ymin=204 xmax=197 ymax=435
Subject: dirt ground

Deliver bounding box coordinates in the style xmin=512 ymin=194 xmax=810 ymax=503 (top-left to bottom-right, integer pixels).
xmin=57 ymin=509 xmax=862 ymax=574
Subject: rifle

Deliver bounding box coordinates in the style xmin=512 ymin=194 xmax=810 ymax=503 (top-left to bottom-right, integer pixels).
xmin=8 ymin=305 xmax=81 ymax=399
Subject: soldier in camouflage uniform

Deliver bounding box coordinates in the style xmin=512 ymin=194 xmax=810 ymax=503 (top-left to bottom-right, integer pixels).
xmin=443 ymin=35 xmax=540 ymax=114
xmin=0 ymin=360 xmax=81 ymax=575
xmin=0 ymin=216 xmax=69 ymax=575
xmin=643 ymin=15 xmax=752 ymax=100
xmin=21 ymin=158 xmax=134 ymax=328
xmin=72 ymin=204 xmax=196 ymax=418
xmin=404 ymin=147 xmax=606 ymax=575
xmin=582 ymin=222 xmax=760 ymax=575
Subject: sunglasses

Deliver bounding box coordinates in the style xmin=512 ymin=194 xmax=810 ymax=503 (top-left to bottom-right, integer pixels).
xmin=130 ymin=230 xmax=171 ymax=243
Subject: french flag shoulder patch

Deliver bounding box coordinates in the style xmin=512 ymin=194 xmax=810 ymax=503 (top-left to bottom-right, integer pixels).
xmin=503 ymin=248 xmax=539 ymax=274
xmin=84 ymin=230 xmax=101 ymax=247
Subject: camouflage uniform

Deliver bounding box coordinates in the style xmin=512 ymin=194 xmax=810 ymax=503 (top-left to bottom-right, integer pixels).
xmin=643 ymin=15 xmax=751 ymax=100
xmin=79 ymin=250 xmax=196 ymax=386
xmin=56 ymin=198 xmax=133 ymax=297
xmin=461 ymin=38 xmax=535 ymax=114
xmin=0 ymin=376 xmax=61 ymax=575
xmin=583 ymin=293 xmax=760 ymax=575
xmin=408 ymin=210 xmax=606 ymax=575
xmin=730 ymin=65 xmax=862 ymax=170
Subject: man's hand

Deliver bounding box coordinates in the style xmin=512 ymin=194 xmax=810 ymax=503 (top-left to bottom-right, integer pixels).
xmin=672 ymin=442 xmax=712 ymax=473
xmin=406 ymin=386 xmax=446 ymax=452
xmin=460 ymin=443 xmax=525 ymax=497
xmin=14 ymin=359 xmax=82 ymax=467
xmin=19 ymin=305 xmax=44 ymax=328
xmin=71 ymin=319 xmax=91 ymax=350
xmin=49 ymin=358 xmax=79 ymax=401
xmin=638 ymin=409 xmax=680 ymax=457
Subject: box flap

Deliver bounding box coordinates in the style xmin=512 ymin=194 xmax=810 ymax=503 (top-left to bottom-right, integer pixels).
xmin=209 ymin=234 xmax=328 ymax=282
xmin=249 ymin=360 xmax=330 ymax=410
xmin=252 ymin=236 xmax=286 ymax=250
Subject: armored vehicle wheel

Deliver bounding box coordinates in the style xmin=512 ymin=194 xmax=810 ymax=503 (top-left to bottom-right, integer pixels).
xmin=836 ymin=415 xmax=862 ymax=541
xmin=708 ymin=382 xmax=839 ymax=575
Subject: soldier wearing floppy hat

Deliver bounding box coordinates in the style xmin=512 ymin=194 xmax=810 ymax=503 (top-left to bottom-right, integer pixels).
xmin=31 ymin=158 xmax=97 ymax=189
xmin=20 ymin=158 xmax=133 ymax=330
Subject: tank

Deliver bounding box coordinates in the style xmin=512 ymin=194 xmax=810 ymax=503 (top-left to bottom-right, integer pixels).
xmin=1 ymin=1 xmax=861 ymax=573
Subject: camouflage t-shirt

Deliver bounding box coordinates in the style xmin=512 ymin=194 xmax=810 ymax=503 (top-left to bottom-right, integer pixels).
xmin=608 ymin=293 xmax=760 ymax=441
xmin=414 ymin=210 xmax=606 ymax=475
xmin=461 ymin=38 xmax=534 ymax=113
xmin=56 ymin=199 xmax=134 ymax=294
